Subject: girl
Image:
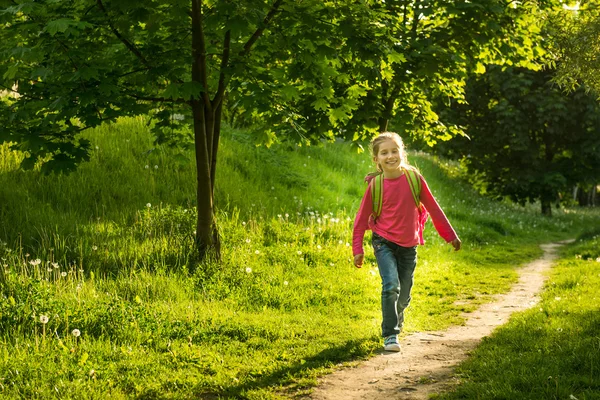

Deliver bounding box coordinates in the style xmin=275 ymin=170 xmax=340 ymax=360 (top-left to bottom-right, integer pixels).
xmin=353 ymin=132 xmax=461 ymax=352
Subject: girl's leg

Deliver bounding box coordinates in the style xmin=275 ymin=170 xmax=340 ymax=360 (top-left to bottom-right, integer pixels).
xmin=372 ymin=234 xmax=401 ymax=338
xmin=395 ymin=246 xmax=417 ymax=332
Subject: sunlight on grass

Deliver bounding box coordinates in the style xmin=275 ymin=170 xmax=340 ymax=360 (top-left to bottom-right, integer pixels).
xmin=1 ymin=117 xmax=599 ymax=398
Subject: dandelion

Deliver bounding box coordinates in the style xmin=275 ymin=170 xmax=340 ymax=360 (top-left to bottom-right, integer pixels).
xmin=345 ymin=242 xmax=350 ymax=247
xmin=52 ymin=262 xmax=59 ymax=269
xmin=242 ymin=221 xmax=246 ymax=226
xmin=245 ymin=267 xmax=252 ymax=274
xmin=61 ymin=272 xmax=67 ymax=277
xmin=29 ymin=259 xmax=41 ymax=266
xmin=329 ymin=263 xmax=335 ymax=267
xmin=154 ymin=165 xmax=158 ymax=169
xmin=283 ymin=281 xmax=289 ymax=286
xmin=317 ymin=245 xmax=322 ymax=250
xmin=338 ymin=240 xmax=343 ymax=245
xmin=285 ymin=213 xmax=289 ymax=218
xmin=271 ymin=186 xmax=275 ymax=190
xmin=72 ymin=329 xmax=81 ymax=338
xmin=245 ymin=239 xmax=251 ymax=243
xmin=40 ymin=315 xmax=49 ymax=324
xmin=297 ymin=250 xmax=302 ymax=255
xmin=254 ymin=250 xmax=260 ymax=255
xmin=146 ymin=203 xmax=151 ymax=208
xmin=47 ymin=268 xmax=53 ymax=272
xmin=95 ymin=146 xmax=99 ymax=150
xmin=92 ymin=246 xmax=98 ymax=251
xmin=145 ymin=165 xmax=149 ymax=169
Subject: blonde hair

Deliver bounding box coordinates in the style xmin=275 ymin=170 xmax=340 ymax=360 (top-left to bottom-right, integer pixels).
xmin=370 ymin=131 xmax=414 ymax=173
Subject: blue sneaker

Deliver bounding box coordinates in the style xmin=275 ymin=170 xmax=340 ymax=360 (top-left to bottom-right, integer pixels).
xmin=384 ymin=335 xmax=401 ymax=352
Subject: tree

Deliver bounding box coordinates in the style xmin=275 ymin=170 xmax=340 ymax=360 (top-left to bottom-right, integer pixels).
xmin=0 ymin=0 xmax=555 ymax=261
xmin=0 ymin=0 xmax=368 ymax=261
xmin=241 ymin=0 xmax=553 ymax=147
xmin=548 ymin=0 xmax=600 ymax=93
xmin=440 ymin=65 xmax=600 ymax=215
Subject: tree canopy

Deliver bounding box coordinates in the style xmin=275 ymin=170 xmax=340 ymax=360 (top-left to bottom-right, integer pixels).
xmin=0 ymin=0 xmax=557 ymax=259
xmin=440 ymin=65 xmax=600 ymax=215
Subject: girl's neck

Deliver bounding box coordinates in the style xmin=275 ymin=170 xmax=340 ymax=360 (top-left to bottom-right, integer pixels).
xmin=382 ymin=167 xmax=403 ymax=179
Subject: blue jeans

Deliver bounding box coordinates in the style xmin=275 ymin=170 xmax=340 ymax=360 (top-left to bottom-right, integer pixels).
xmin=372 ymin=233 xmax=417 ymax=338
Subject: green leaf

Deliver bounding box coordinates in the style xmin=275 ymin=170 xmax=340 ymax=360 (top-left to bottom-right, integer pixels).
xmin=45 ymin=19 xmax=75 ymax=36
xmin=3 ymin=64 xmax=18 ymax=80
xmin=475 ymin=63 xmax=486 ymax=74
xmin=387 ymin=51 xmax=406 ymax=64
xmin=311 ymin=98 xmax=329 ymax=111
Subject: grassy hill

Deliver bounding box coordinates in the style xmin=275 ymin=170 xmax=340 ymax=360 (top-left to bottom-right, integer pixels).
xmin=0 ymin=118 xmax=598 ymax=399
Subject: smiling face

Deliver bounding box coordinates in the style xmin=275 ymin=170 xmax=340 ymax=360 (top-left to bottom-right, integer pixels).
xmin=373 ymin=139 xmax=402 ymax=176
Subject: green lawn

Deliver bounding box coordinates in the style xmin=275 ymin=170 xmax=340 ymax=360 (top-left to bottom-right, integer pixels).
xmin=1 ymin=118 xmax=598 ymax=398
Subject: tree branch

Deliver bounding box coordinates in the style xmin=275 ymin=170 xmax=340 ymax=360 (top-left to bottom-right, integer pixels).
xmin=96 ymin=0 xmax=153 ymax=71
xmin=240 ymin=0 xmax=285 ymax=57
xmin=213 ymin=29 xmax=231 ymax=108
xmin=125 ymin=92 xmax=187 ymax=104
xmin=192 ymin=0 xmax=212 ymax=110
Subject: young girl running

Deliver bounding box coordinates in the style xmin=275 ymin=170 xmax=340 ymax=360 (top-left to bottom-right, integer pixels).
xmin=353 ymin=132 xmax=461 ymax=352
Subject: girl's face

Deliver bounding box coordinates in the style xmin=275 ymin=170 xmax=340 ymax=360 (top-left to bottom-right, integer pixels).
xmin=373 ymin=139 xmax=402 ymax=174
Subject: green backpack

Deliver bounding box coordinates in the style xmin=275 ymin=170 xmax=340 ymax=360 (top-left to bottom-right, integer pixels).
xmin=370 ymin=168 xmax=424 ymax=219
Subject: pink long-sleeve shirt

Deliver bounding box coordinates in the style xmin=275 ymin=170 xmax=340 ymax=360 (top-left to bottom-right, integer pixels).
xmin=352 ymin=173 xmax=458 ymax=256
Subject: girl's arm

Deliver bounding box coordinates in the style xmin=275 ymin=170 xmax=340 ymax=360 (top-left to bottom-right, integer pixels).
xmin=352 ymin=184 xmax=373 ymax=258
xmin=419 ymin=176 xmax=459 ymax=243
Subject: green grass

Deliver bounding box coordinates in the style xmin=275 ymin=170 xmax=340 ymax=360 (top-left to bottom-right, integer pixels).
xmin=0 ymin=117 xmax=599 ymax=398
xmin=433 ymin=229 xmax=600 ymax=400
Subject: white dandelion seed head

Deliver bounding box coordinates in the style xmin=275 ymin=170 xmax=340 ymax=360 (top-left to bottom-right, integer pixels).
xmin=254 ymin=250 xmax=260 ymax=254
xmin=154 ymin=165 xmax=158 ymax=169
xmin=92 ymin=246 xmax=98 ymax=251
xmin=72 ymin=329 xmax=81 ymax=337
xmin=61 ymin=272 xmax=67 ymax=277
xmin=145 ymin=165 xmax=149 ymax=169
xmin=283 ymin=281 xmax=288 ymax=286
xmin=245 ymin=239 xmax=251 ymax=243
xmin=245 ymin=267 xmax=252 ymax=274
xmin=40 ymin=315 xmax=49 ymax=324
xmin=297 ymin=250 xmax=302 ymax=255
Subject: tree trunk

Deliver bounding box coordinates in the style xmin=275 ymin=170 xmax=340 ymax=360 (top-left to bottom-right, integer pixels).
xmin=192 ymin=0 xmax=220 ymax=262
xmin=541 ymin=199 xmax=552 ymax=216
xmin=192 ymin=100 xmax=219 ymax=261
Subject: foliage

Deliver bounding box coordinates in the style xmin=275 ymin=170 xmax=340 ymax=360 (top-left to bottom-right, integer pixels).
xmin=438 ymin=65 xmax=600 ymax=215
xmin=548 ymin=0 xmax=600 ymax=94
xmin=0 ymin=0 xmax=560 ymax=258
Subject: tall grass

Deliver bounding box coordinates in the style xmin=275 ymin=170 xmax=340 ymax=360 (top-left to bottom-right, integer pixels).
xmin=0 ymin=117 xmax=599 ymax=398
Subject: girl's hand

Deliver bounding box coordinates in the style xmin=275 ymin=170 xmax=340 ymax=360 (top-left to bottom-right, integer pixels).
xmin=354 ymin=254 xmax=364 ymax=268
xmin=450 ymin=238 xmax=462 ymax=251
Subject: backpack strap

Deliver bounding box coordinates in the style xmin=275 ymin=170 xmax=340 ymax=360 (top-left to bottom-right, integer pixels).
xmin=371 ymin=173 xmax=384 ymax=219
xmin=403 ymin=168 xmax=423 ymax=211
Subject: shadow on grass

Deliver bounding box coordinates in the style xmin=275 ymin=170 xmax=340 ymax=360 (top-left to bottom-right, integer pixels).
xmin=194 ymin=338 xmax=377 ymax=399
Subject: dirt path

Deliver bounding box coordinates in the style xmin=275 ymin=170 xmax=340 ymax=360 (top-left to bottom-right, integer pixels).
xmin=308 ymin=242 xmax=569 ymax=400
